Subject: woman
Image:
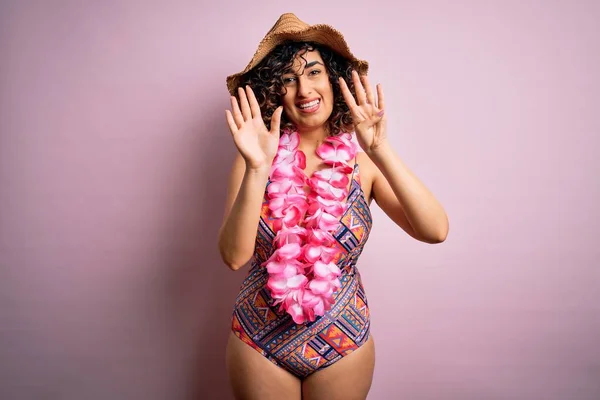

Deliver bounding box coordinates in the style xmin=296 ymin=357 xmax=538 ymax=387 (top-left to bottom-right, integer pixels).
xmin=218 ymin=13 xmax=449 ymax=400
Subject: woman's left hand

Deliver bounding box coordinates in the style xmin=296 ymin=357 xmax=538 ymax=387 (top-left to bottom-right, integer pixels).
xmin=339 ymin=70 xmax=388 ymax=154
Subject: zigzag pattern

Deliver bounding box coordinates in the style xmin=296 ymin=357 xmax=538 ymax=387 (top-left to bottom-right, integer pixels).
xmin=231 ymin=163 xmax=373 ymax=378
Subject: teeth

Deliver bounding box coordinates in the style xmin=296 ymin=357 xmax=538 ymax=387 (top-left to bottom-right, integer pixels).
xmin=299 ymin=100 xmax=319 ymax=109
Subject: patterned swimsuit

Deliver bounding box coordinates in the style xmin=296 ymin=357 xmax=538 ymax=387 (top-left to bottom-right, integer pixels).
xmin=230 ymin=162 xmax=373 ymax=378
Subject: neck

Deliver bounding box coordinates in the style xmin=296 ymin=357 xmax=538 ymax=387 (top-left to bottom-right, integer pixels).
xmin=296 ymin=125 xmax=329 ymax=154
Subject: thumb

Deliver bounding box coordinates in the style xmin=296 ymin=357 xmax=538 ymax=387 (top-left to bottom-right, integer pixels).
xmin=270 ymin=106 xmax=284 ymax=136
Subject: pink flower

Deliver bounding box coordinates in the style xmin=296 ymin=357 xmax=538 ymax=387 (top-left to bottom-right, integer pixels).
xmin=262 ymin=243 xmax=302 ymax=265
xmin=271 ymin=162 xmax=296 ymax=179
xmin=268 ymin=193 xmax=307 ymax=218
xmin=305 ymin=208 xmax=341 ymax=231
xmin=308 ymin=279 xmax=335 ymax=297
xmin=313 ymin=165 xmax=352 ymax=186
xmin=302 ymin=289 xmax=337 ymax=317
xmin=307 ymin=195 xmax=345 ymax=217
xmin=312 ymin=260 xmax=342 ymax=280
xmin=287 ymin=302 xmax=305 ymax=324
xmin=278 ymin=242 xmax=302 ymax=259
xmin=281 ymin=204 xmax=306 ymax=228
xmin=264 ymin=256 xmax=302 ymax=275
xmin=317 ymin=143 xmax=351 ymax=164
xmin=334 ymin=133 xmax=358 ymax=152
xmin=303 ymin=244 xmax=338 ymax=263
xmin=267 ymin=274 xmax=306 ymax=293
xmin=316 ymin=134 xmax=357 ymax=165
xmin=274 ymin=226 xmax=306 ymax=247
xmin=267 ymin=179 xmax=293 ymax=193
xmin=263 ymin=131 xmax=358 ymax=324
xmin=306 ymin=229 xmax=335 ymax=246
xmin=308 ymin=179 xmax=346 ymax=201
xmin=295 ymin=151 xmax=306 ymax=169
xmin=279 ymin=131 xmax=300 ymax=149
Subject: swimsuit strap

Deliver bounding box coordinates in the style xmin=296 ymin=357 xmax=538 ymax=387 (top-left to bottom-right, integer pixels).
xmin=351 ymin=161 xmax=361 ymax=186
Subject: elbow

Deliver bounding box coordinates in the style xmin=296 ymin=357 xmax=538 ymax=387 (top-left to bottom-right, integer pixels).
xmin=429 ymin=219 xmax=449 ymax=244
xmin=218 ymin=247 xmax=245 ymax=272
xmin=418 ymin=219 xmax=449 ymax=244
xmin=430 ymin=230 xmax=448 ymax=244
xmin=219 ymin=251 xmax=247 ymax=271
xmin=223 ymin=260 xmax=244 ymax=271
xmin=419 ymin=234 xmax=445 ymax=244
xmin=218 ymin=237 xmax=251 ymax=272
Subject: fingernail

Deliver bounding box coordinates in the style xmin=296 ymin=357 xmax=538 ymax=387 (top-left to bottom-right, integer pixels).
xmin=377 ymin=110 xmax=385 ymax=117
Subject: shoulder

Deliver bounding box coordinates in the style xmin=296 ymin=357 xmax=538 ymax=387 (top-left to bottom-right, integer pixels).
xmin=356 ymin=151 xmax=376 ymax=179
xmin=355 ymin=151 xmax=377 ymax=202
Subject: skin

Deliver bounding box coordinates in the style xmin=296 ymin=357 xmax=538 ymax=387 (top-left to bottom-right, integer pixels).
xmin=220 ymin=49 xmax=449 ymax=399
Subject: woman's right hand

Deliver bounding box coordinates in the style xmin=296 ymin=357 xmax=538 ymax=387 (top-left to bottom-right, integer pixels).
xmin=225 ymin=86 xmax=283 ymax=171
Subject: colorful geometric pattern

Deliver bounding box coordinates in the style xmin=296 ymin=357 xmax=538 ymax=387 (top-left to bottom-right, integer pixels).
xmin=231 ymin=163 xmax=373 ymax=378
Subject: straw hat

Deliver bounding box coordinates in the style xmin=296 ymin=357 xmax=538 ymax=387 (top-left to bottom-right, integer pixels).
xmin=225 ymin=13 xmax=369 ymax=95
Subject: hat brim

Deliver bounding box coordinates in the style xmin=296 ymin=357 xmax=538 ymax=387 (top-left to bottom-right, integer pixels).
xmin=226 ymin=24 xmax=368 ymax=96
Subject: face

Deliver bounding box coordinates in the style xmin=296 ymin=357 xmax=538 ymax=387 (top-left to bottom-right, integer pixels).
xmin=280 ymin=49 xmax=334 ymax=131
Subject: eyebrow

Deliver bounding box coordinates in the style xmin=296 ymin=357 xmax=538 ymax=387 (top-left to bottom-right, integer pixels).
xmin=284 ymin=60 xmax=324 ymax=74
xmin=304 ymin=60 xmax=323 ymax=68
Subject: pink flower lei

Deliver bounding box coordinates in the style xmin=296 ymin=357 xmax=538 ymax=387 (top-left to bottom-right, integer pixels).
xmin=262 ymin=130 xmax=358 ymax=324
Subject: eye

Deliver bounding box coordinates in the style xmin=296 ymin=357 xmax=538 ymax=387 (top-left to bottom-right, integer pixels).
xmin=309 ymin=69 xmax=321 ymax=76
xmin=282 ymin=76 xmax=296 ymax=85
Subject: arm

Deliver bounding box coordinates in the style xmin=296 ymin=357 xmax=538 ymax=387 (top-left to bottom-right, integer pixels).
xmin=367 ymin=145 xmax=449 ymax=244
xmin=218 ymin=85 xmax=283 ymax=271
xmin=218 ymin=152 xmax=269 ymax=271
xmin=338 ymin=71 xmax=448 ymax=244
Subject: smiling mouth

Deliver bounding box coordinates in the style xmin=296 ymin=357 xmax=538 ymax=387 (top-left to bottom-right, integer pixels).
xmin=297 ymin=99 xmax=320 ymax=113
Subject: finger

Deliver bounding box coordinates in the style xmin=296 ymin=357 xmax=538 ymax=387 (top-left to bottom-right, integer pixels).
xmin=225 ymin=110 xmax=238 ymax=135
xmin=376 ymin=83 xmax=385 ymax=111
xmin=361 ymin=75 xmax=376 ymax=106
xmin=338 ymin=76 xmax=358 ymax=109
xmin=270 ymin=106 xmax=283 ymax=136
xmin=230 ymin=96 xmax=244 ymax=128
xmin=238 ymin=87 xmax=252 ymax=121
xmin=245 ymin=85 xmax=262 ymax=119
xmin=352 ymin=70 xmax=368 ymax=105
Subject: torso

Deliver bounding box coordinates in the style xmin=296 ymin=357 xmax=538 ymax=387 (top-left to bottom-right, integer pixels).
xmin=230 ymin=155 xmax=374 ymax=378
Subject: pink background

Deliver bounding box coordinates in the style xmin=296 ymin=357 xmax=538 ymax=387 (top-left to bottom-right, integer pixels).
xmin=1 ymin=1 xmax=599 ymax=399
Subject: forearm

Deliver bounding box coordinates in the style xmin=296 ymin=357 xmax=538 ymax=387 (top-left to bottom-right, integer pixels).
xmin=368 ymin=142 xmax=449 ymax=242
xmin=218 ymin=166 xmax=270 ymax=270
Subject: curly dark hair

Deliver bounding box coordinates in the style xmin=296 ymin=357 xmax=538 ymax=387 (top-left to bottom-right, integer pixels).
xmin=237 ymin=41 xmax=358 ymax=136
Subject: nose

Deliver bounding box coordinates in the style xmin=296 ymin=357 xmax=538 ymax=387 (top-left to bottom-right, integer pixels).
xmin=296 ymin=75 xmax=313 ymax=98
